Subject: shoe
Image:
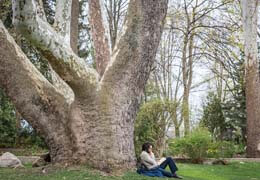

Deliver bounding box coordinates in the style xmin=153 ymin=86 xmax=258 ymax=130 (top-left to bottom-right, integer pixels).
xmin=172 ymin=174 xmax=183 ymax=179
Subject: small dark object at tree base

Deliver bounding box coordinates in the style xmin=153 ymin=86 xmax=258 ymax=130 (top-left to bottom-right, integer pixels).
xmin=32 ymin=153 xmax=51 ymax=167
xmin=212 ymin=159 xmax=228 ymax=165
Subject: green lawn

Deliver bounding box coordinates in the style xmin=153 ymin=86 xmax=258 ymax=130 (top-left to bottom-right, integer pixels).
xmin=0 ymin=162 xmax=260 ymax=180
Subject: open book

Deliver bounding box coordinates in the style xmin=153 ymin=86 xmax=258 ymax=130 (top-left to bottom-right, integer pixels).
xmin=157 ymin=157 xmax=166 ymax=165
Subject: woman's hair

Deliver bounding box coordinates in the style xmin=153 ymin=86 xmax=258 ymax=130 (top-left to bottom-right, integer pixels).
xmin=142 ymin=142 xmax=152 ymax=153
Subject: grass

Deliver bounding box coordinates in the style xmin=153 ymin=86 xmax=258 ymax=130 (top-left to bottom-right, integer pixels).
xmin=0 ymin=162 xmax=260 ymax=180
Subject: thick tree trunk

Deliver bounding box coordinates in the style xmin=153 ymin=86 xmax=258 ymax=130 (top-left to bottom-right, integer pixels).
xmin=1 ymin=0 xmax=168 ymax=172
xmin=242 ymin=0 xmax=260 ymax=157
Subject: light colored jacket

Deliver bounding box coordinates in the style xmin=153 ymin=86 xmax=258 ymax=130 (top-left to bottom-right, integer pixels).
xmin=140 ymin=151 xmax=158 ymax=169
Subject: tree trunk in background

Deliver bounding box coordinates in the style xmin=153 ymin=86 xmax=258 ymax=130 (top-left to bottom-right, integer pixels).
xmin=175 ymin=126 xmax=180 ymax=138
xmin=0 ymin=0 xmax=168 ymax=172
xmin=181 ymin=32 xmax=193 ymax=136
xmin=70 ymin=0 xmax=79 ymax=54
xmin=242 ymin=0 xmax=260 ymax=157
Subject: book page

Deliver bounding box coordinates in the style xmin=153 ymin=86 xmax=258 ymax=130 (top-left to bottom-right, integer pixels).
xmin=157 ymin=157 xmax=166 ymax=165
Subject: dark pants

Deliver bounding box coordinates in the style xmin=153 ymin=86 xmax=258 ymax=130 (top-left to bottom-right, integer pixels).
xmin=158 ymin=157 xmax=178 ymax=177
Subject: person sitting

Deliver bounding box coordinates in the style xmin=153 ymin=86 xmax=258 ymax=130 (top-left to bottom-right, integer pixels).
xmin=137 ymin=142 xmax=182 ymax=179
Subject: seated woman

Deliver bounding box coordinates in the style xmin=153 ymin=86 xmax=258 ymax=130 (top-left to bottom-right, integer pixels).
xmin=137 ymin=142 xmax=182 ymax=179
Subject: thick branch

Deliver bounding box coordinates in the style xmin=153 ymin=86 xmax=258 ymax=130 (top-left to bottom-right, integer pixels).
xmin=89 ymin=0 xmax=111 ymax=77
xmin=0 ymin=21 xmax=73 ymax=161
xmin=49 ymin=64 xmax=75 ymax=104
xmin=101 ymin=0 xmax=168 ymax=92
xmin=12 ymin=0 xmax=99 ymax=93
xmin=54 ymin=0 xmax=72 ymax=44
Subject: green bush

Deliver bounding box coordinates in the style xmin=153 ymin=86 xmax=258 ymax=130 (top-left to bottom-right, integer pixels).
xmin=134 ymin=99 xmax=168 ymax=157
xmin=207 ymin=141 xmax=231 ymax=158
xmin=169 ymin=127 xmax=211 ymax=163
xmin=169 ymin=127 xmax=244 ymax=162
xmin=207 ymin=141 xmax=244 ymax=158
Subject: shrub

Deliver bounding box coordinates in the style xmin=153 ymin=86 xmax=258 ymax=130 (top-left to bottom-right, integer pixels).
xmin=207 ymin=141 xmax=244 ymax=158
xmin=169 ymin=127 xmax=244 ymax=162
xmin=134 ymin=99 xmax=168 ymax=157
xmin=169 ymin=127 xmax=211 ymax=163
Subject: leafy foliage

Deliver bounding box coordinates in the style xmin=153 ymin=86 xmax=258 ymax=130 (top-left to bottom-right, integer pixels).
xmin=169 ymin=127 xmax=244 ymax=162
xmin=169 ymin=127 xmax=212 ymax=163
xmin=0 ymin=89 xmax=17 ymax=147
xmin=0 ymin=0 xmax=12 ymax=28
xmin=134 ymin=99 xmax=174 ymax=157
xmin=200 ymin=93 xmax=226 ymax=141
xmin=0 ymin=90 xmax=46 ymax=148
xmin=201 ymin=84 xmax=246 ymax=144
xmin=207 ymin=141 xmax=244 ymax=158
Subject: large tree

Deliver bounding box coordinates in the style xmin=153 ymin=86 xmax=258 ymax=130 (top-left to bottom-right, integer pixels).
xmin=0 ymin=0 xmax=168 ymax=171
xmin=242 ymin=0 xmax=260 ymax=157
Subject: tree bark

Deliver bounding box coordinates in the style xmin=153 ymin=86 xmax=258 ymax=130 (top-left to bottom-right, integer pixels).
xmin=1 ymin=0 xmax=168 ymax=172
xmin=0 ymin=21 xmax=74 ymax=162
xmin=70 ymin=0 xmax=79 ymax=54
xmin=242 ymin=0 xmax=260 ymax=157
xmin=181 ymin=5 xmax=196 ymax=136
xmin=181 ymin=33 xmax=190 ymax=136
xmin=175 ymin=126 xmax=180 ymax=138
xmin=89 ymin=0 xmax=111 ymax=76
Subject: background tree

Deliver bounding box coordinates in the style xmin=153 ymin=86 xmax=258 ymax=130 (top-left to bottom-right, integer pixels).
xmin=201 ymin=92 xmax=226 ymax=141
xmin=242 ymin=0 xmax=260 ymax=157
xmin=105 ymin=0 xmax=128 ymax=50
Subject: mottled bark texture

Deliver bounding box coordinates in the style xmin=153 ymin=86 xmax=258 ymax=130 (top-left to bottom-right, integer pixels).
xmin=242 ymin=0 xmax=260 ymax=157
xmin=89 ymin=0 xmax=111 ymax=76
xmin=0 ymin=0 xmax=168 ymax=172
xmin=70 ymin=0 xmax=79 ymax=54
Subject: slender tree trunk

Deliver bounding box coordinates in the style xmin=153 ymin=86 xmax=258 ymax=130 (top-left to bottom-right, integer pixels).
xmin=182 ymin=90 xmax=190 ymax=135
xmin=175 ymin=126 xmax=180 ymax=138
xmin=242 ymin=0 xmax=260 ymax=158
xmin=181 ymin=34 xmax=189 ymax=135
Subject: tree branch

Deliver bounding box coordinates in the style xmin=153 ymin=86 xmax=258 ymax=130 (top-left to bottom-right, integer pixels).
xmin=54 ymin=0 xmax=72 ymax=44
xmin=101 ymin=0 xmax=168 ymax=95
xmin=89 ymin=0 xmax=111 ymax=77
xmin=0 ymin=21 xmax=74 ymax=159
xmin=12 ymin=0 xmax=99 ymax=93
